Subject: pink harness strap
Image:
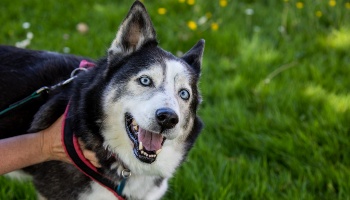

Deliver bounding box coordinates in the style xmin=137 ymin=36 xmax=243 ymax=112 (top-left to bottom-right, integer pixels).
xmin=79 ymin=60 xmax=96 ymax=69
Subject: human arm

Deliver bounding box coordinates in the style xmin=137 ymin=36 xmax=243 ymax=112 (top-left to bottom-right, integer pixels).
xmin=0 ymin=115 xmax=100 ymax=175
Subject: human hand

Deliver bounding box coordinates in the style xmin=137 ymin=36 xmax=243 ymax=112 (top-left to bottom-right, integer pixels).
xmin=78 ymin=139 xmax=102 ymax=168
xmin=39 ymin=115 xmax=101 ymax=168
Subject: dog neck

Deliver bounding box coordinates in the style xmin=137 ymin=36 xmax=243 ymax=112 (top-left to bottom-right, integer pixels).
xmin=61 ymin=60 xmax=129 ymax=199
xmin=62 ymin=104 xmax=130 ymax=199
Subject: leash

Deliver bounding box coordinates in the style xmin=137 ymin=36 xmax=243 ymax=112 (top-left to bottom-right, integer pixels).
xmin=0 ymin=86 xmax=50 ymax=116
xmin=1 ymin=59 xmax=130 ymax=198
xmin=0 ymin=62 xmax=90 ymax=117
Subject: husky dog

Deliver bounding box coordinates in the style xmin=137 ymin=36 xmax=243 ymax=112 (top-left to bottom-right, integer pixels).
xmin=0 ymin=1 xmax=204 ymax=199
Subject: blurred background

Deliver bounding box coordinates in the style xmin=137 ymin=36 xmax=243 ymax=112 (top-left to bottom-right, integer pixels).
xmin=1 ymin=0 xmax=350 ymax=199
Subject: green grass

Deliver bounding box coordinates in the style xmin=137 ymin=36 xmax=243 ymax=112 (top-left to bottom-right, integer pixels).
xmin=1 ymin=0 xmax=350 ymax=199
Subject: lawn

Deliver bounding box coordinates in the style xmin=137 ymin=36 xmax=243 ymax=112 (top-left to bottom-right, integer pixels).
xmin=1 ymin=0 xmax=350 ymax=199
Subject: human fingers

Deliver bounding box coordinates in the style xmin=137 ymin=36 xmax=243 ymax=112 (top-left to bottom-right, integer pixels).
xmin=83 ymin=149 xmax=101 ymax=168
xmin=78 ymin=139 xmax=101 ymax=168
xmin=41 ymin=115 xmax=72 ymax=163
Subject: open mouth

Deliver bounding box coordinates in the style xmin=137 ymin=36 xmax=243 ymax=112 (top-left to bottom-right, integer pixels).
xmin=125 ymin=113 xmax=165 ymax=164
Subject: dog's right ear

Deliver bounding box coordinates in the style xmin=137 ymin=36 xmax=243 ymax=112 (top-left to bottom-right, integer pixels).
xmin=108 ymin=1 xmax=157 ymax=61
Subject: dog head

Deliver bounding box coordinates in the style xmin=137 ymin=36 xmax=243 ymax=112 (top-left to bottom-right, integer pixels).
xmin=98 ymin=1 xmax=204 ymax=177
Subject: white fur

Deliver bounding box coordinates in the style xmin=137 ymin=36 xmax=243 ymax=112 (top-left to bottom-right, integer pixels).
xmin=123 ymin=176 xmax=168 ymax=200
xmin=78 ymin=182 xmax=118 ymax=200
xmin=101 ymin=59 xmax=195 ymax=198
xmin=78 ymin=177 xmax=167 ymax=200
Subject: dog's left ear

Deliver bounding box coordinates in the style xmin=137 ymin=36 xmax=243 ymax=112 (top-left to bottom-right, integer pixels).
xmin=181 ymin=39 xmax=205 ymax=74
xmin=108 ymin=1 xmax=157 ymax=60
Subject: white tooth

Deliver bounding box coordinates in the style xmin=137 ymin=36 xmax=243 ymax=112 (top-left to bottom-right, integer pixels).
xmin=139 ymin=142 xmax=143 ymax=150
xmin=144 ymin=152 xmax=148 ymax=156
xmin=134 ymin=125 xmax=139 ymax=132
xmin=156 ymin=149 xmax=162 ymax=155
xmin=132 ymin=119 xmax=137 ymax=126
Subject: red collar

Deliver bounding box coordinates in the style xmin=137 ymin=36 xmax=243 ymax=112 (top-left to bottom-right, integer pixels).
xmin=61 ymin=60 xmax=125 ymax=200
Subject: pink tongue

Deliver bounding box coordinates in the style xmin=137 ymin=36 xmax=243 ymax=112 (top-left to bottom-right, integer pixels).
xmin=138 ymin=128 xmax=163 ymax=151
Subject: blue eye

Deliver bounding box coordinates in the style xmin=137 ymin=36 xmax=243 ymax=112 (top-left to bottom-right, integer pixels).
xmin=139 ymin=76 xmax=152 ymax=86
xmin=179 ymin=89 xmax=190 ymax=100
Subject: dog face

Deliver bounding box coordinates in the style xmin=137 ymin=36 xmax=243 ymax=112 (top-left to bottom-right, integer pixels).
xmin=100 ymin=1 xmax=204 ymax=177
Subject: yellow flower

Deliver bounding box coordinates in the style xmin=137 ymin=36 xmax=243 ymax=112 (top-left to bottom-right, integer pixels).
xmin=206 ymin=12 xmax=212 ymax=19
xmin=329 ymin=0 xmax=336 ymax=7
xmin=187 ymin=21 xmax=197 ymax=30
xmin=296 ymin=2 xmax=304 ymax=9
xmin=315 ymin=11 xmax=322 ymax=18
xmin=158 ymin=8 xmax=167 ymax=15
xmin=187 ymin=0 xmax=195 ymax=5
xmin=179 ymin=0 xmax=185 ymax=3
xmin=220 ymin=0 xmax=228 ymax=7
xmin=346 ymin=2 xmax=350 ymax=9
xmin=211 ymin=23 xmax=219 ymax=31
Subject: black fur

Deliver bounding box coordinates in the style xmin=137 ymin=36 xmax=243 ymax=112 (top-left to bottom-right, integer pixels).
xmin=0 ymin=1 xmax=204 ymax=199
xmin=0 ymin=46 xmax=90 ymax=139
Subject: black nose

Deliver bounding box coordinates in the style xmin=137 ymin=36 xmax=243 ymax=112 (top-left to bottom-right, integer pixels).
xmin=156 ymin=108 xmax=179 ymax=129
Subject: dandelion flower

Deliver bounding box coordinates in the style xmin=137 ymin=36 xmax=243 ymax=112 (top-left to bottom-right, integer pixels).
xmin=63 ymin=47 xmax=70 ymax=53
xmin=26 ymin=32 xmax=34 ymax=39
xmin=63 ymin=34 xmax=70 ymax=40
xmin=315 ymin=11 xmax=322 ymax=17
xmin=158 ymin=8 xmax=167 ymax=15
xmin=278 ymin=26 xmax=286 ymax=33
xmin=296 ymin=2 xmax=304 ymax=9
xmin=220 ymin=0 xmax=228 ymax=7
xmin=22 ymin=22 xmax=30 ymax=29
xmin=198 ymin=16 xmax=207 ymax=25
xmin=187 ymin=21 xmax=197 ymax=30
xmin=253 ymin=26 xmax=261 ymax=33
xmin=76 ymin=22 xmax=89 ymax=34
xmin=245 ymin=8 xmax=254 ymax=15
xmin=206 ymin=12 xmax=212 ymax=19
xmin=187 ymin=0 xmax=195 ymax=5
xmin=211 ymin=23 xmax=219 ymax=31
xmin=15 ymin=39 xmax=31 ymax=49
xmin=346 ymin=2 xmax=350 ymax=9
xmin=329 ymin=0 xmax=336 ymax=7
